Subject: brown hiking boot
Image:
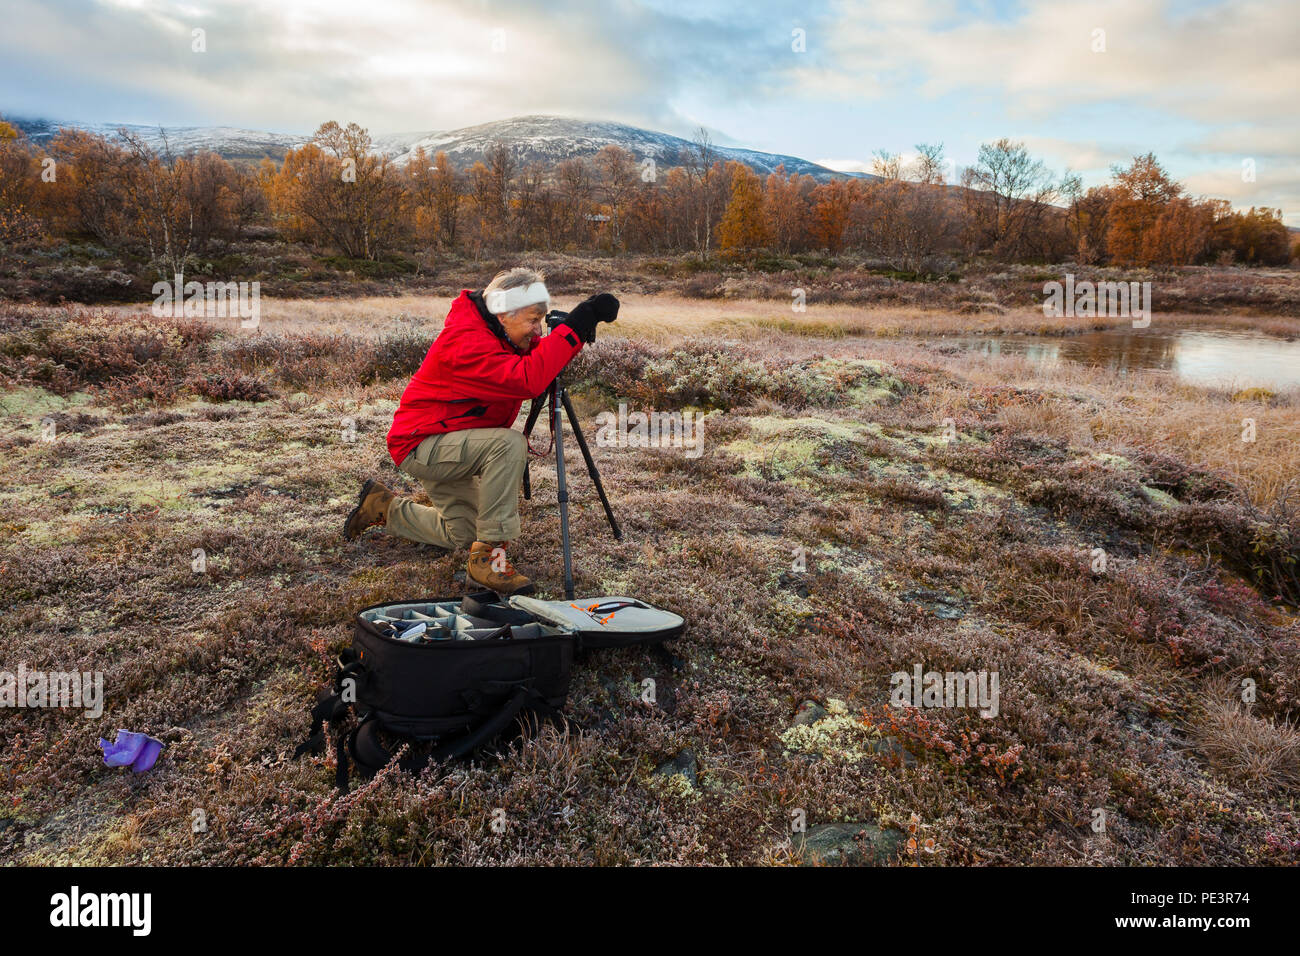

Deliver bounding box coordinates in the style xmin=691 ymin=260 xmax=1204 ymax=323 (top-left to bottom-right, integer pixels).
xmin=344 ymin=478 xmax=395 ymax=540
xmin=467 ymin=541 xmax=533 ymax=595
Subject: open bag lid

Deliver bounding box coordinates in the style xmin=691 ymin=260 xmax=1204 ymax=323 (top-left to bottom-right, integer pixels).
xmin=508 ymin=595 xmax=685 ymax=647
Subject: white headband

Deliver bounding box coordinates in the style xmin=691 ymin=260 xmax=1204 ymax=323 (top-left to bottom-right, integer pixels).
xmin=484 ymin=282 xmax=550 ymax=316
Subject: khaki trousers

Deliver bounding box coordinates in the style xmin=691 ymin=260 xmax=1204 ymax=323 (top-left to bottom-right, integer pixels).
xmin=385 ymin=427 xmax=528 ymax=549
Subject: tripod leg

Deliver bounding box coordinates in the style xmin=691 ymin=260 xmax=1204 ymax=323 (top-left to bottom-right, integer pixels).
xmin=560 ymin=388 xmax=623 ymax=541
xmin=520 ymin=392 xmax=547 ymax=501
xmin=551 ymin=384 xmax=575 ymax=600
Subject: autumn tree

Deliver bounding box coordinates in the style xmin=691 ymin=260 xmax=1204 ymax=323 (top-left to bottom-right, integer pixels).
xmin=429 ymin=151 xmax=462 ymax=248
xmin=114 ymin=129 xmax=203 ymax=278
xmin=175 ymin=150 xmax=245 ymax=253
xmin=0 ymin=121 xmax=41 ymax=247
xmin=846 ymin=142 xmax=960 ymax=271
xmin=594 ymin=144 xmax=638 ymax=249
xmin=405 ymin=146 xmax=437 ymax=244
xmin=679 ymin=127 xmax=728 ymax=259
xmin=512 ymin=161 xmax=555 ymax=250
xmin=910 ymin=142 xmax=948 ymax=185
xmin=808 ymin=179 xmax=854 ymax=252
xmin=267 ymin=121 xmax=407 ymax=259
xmin=1063 ymin=176 xmax=1116 ymax=264
xmin=763 ymin=164 xmax=812 ymax=253
xmin=623 ymin=179 xmax=668 ymax=253
xmin=962 ymin=138 xmax=1059 ymax=259
xmin=41 ymin=128 xmax=132 ymax=244
xmin=1105 ymin=153 xmax=1183 ymax=264
xmin=406 ymin=146 xmax=464 ymax=249
xmin=870 ymin=149 xmax=903 ymax=181
xmin=482 ymin=143 xmax=515 ymax=246
xmin=1216 ymin=207 xmax=1292 ymax=265
xmin=718 ymin=161 xmax=768 ymax=256
xmin=555 ymin=156 xmax=595 ymax=248
xmin=1142 ymin=197 xmax=1211 ymax=266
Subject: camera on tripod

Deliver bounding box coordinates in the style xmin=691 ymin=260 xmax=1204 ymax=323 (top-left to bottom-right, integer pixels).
xmin=546 ymin=306 xmax=614 ymax=344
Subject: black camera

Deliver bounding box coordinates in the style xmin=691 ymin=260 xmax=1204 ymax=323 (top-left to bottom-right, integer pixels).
xmin=545 ymin=308 xmax=569 ymax=330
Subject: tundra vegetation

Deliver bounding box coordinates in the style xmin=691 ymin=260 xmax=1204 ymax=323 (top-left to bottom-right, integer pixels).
xmin=1 ymin=296 xmax=1297 ymax=865
xmin=2 ymin=113 xmax=1297 ymax=866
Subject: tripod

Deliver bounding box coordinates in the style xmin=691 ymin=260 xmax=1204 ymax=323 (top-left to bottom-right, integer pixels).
xmin=522 ymin=370 xmax=622 ymax=600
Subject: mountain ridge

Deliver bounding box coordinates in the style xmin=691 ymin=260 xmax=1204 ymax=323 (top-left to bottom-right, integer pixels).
xmin=6 ymin=113 xmax=873 ymax=182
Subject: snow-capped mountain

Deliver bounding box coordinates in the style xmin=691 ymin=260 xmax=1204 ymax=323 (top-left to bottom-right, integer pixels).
xmin=7 ymin=113 xmax=869 ymax=182
xmin=12 ymin=119 xmax=305 ymax=161
xmin=383 ymin=115 xmax=853 ymax=181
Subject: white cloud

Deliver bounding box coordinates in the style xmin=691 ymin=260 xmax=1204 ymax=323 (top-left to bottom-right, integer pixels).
xmin=1019 ymin=136 xmax=1135 ymax=174
xmin=807 ymin=0 xmax=1299 ymax=130
xmin=815 ymin=157 xmax=873 ymax=173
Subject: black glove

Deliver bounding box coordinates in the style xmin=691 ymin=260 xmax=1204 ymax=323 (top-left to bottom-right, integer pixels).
xmin=561 ymin=293 xmax=619 ymax=344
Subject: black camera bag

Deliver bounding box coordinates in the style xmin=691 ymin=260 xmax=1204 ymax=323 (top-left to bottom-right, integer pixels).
xmin=296 ymin=589 xmax=684 ymax=789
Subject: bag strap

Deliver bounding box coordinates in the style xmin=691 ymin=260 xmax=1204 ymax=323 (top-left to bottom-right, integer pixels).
xmin=431 ymin=685 xmax=536 ymax=762
xmin=294 ymin=685 xmax=351 ymax=759
xmin=336 ymin=722 xmax=354 ymax=791
xmin=294 ymin=649 xmax=366 ymax=778
xmin=333 ymin=686 xmax=549 ymax=791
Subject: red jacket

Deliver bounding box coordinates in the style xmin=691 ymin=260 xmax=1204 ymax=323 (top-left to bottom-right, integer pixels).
xmin=386 ymin=289 xmax=584 ymax=467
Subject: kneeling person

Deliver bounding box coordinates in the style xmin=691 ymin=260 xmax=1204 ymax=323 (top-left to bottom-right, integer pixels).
xmin=344 ymin=267 xmax=618 ymax=595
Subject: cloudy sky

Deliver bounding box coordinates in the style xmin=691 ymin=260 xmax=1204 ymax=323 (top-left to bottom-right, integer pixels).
xmin=3 ymin=0 xmax=1297 ymax=223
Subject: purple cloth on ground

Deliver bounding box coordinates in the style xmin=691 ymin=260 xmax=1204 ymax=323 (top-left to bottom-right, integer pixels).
xmin=98 ymin=730 xmax=164 ymax=773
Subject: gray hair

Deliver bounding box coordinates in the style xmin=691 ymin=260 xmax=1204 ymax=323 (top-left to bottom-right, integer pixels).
xmin=484 ymin=267 xmax=548 ymax=318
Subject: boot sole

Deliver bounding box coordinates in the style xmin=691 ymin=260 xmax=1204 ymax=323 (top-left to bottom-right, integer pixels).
xmin=343 ymin=478 xmax=376 ymax=541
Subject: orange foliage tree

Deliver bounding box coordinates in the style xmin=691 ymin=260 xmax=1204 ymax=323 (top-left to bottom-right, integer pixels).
xmin=718 ymin=161 xmax=769 ymax=255
xmin=763 ymin=164 xmax=813 ymax=253
xmin=0 ymin=121 xmax=42 ymax=247
xmin=265 ymin=122 xmax=407 ymax=259
xmin=808 ymin=179 xmax=854 ymax=253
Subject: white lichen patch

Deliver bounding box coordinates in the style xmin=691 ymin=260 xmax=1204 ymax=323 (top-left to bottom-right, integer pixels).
xmin=743 ymin=415 xmax=872 ymax=443
xmin=0 ymin=387 xmax=94 ymax=419
xmin=647 ymin=770 xmax=702 ymax=802
xmin=1139 ymin=484 xmax=1180 ymax=509
xmin=779 ymin=697 xmax=879 ymax=763
xmin=1092 ymin=452 xmax=1133 ymax=470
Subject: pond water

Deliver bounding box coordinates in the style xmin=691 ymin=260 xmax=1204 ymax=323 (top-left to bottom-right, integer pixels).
xmin=925 ymin=327 xmax=1300 ymax=388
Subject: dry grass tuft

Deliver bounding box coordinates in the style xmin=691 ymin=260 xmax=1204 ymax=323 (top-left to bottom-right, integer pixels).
xmin=1191 ymin=692 xmax=1300 ymax=792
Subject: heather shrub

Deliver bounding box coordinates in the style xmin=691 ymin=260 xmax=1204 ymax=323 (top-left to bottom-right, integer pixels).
xmin=0 ymin=306 xmax=212 ymax=394
xmin=1133 ymin=449 xmax=1237 ymax=502
xmin=190 ymin=372 xmax=274 ymax=402
xmin=216 ymin=331 xmax=367 ymax=389
xmin=1160 ymin=493 xmax=1300 ymax=608
xmin=97 ymin=364 xmax=182 ymax=409
xmin=44 ymin=309 xmax=210 ymax=384
xmin=359 ymin=328 xmax=431 ymax=383
xmin=629 ymin=344 xmax=759 ymax=409
xmin=564 ymin=338 xmax=659 ymax=398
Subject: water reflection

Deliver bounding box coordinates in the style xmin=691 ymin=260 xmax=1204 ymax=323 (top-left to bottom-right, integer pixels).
xmin=938 ymin=328 xmax=1300 ymax=388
